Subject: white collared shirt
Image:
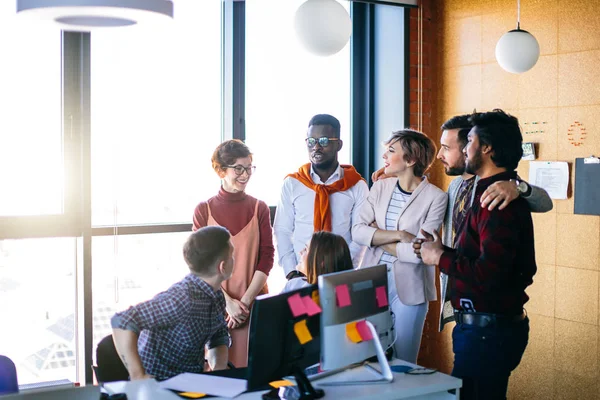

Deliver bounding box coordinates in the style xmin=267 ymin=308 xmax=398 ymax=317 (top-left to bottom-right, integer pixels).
xmin=273 ymin=164 xmax=369 ymax=275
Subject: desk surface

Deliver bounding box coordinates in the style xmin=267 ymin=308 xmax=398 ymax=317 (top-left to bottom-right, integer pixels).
xmin=103 ymin=360 xmax=461 ymax=400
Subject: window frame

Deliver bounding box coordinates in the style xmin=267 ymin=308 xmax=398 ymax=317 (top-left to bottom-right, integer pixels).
xmin=0 ymin=0 xmax=410 ymax=385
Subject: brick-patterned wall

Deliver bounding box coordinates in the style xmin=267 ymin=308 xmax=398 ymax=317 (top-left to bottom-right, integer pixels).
xmin=415 ymin=0 xmax=600 ymax=398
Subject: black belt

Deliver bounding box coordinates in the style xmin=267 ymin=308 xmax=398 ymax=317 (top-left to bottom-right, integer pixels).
xmin=454 ymin=310 xmax=526 ymax=328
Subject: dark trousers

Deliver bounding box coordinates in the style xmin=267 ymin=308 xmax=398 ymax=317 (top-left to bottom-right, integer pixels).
xmin=451 ymin=316 xmax=529 ymax=400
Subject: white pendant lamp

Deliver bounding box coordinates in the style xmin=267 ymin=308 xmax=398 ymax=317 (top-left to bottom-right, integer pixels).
xmin=16 ymin=0 xmax=173 ymax=31
xmin=294 ymin=0 xmax=352 ymax=57
xmin=495 ymin=0 xmax=540 ymax=74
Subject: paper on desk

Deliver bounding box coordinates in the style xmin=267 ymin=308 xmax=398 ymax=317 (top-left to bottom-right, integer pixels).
xmin=528 ymin=161 xmax=569 ymax=200
xmin=158 ymin=373 xmax=247 ymax=398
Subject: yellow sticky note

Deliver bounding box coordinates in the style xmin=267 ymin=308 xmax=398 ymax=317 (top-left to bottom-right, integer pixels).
xmin=311 ymin=290 xmax=320 ymax=306
xmin=294 ymin=319 xmax=313 ymax=344
xmin=345 ymin=321 xmax=362 ymax=343
xmin=178 ymin=393 xmax=206 ymax=399
xmin=269 ymin=379 xmax=295 ymax=388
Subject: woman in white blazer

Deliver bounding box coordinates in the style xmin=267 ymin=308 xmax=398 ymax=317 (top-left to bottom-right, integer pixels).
xmin=352 ymin=129 xmax=448 ymax=363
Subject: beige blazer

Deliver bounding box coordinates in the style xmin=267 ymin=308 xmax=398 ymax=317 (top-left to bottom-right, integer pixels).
xmin=352 ymin=177 xmax=448 ymax=306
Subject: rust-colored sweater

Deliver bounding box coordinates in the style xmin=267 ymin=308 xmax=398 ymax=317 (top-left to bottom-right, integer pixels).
xmin=192 ymin=188 xmax=274 ymax=275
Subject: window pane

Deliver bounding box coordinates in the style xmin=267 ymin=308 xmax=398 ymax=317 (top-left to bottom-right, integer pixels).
xmin=92 ymin=232 xmax=190 ymax=351
xmin=245 ymin=0 xmax=351 ymax=206
xmin=91 ymin=0 xmax=223 ymax=226
xmin=0 ymin=238 xmax=77 ymax=384
xmin=0 ymin=4 xmax=62 ymax=216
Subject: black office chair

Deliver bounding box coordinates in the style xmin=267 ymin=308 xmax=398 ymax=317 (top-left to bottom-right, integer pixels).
xmin=93 ymin=335 xmax=129 ymax=383
xmin=0 ymin=355 xmax=19 ymax=395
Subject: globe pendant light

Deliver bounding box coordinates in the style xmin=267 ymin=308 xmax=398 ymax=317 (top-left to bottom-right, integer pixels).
xmin=294 ymin=0 xmax=352 ymax=57
xmin=16 ymin=0 xmax=173 ymax=31
xmin=495 ymin=0 xmax=540 ymax=74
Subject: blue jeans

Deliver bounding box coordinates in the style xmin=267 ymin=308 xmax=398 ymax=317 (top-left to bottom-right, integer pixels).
xmin=451 ymin=316 xmax=529 ymax=400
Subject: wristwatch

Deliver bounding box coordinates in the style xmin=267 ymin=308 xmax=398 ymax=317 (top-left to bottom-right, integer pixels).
xmin=286 ymin=270 xmax=306 ymax=280
xmin=513 ymin=179 xmax=532 ymax=197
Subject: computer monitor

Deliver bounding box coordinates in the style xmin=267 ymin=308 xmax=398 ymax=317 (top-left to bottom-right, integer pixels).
xmin=247 ymin=284 xmax=324 ymax=398
xmin=318 ymin=264 xmax=394 ymax=384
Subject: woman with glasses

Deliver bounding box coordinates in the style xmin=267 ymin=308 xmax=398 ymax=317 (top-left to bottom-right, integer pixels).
xmin=352 ymin=129 xmax=448 ymax=364
xmin=282 ymin=231 xmax=353 ymax=293
xmin=192 ymin=139 xmax=274 ymax=368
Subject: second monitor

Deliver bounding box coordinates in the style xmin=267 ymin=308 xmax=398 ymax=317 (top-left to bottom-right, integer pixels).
xmin=318 ymin=264 xmax=394 ymax=383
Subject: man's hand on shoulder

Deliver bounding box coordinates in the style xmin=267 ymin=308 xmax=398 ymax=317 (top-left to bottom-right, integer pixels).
xmin=480 ymin=180 xmax=520 ymax=211
xmin=371 ymin=167 xmax=394 ymax=182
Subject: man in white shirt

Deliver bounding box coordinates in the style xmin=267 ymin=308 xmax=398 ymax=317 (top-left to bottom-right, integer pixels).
xmin=273 ymin=114 xmax=369 ymax=280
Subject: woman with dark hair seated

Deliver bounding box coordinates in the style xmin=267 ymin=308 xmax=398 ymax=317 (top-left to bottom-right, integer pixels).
xmin=283 ymin=231 xmax=353 ymax=292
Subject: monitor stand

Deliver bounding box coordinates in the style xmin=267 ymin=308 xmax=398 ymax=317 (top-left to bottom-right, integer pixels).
xmin=291 ymin=364 xmax=325 ymax=400
xmin=319 ymin=320 xmax=394 ymax=386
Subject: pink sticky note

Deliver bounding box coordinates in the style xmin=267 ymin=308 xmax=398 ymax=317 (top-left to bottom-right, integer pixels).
xmin=376 ymin=286 xmax=388 ymax=307
xmin=335 ymin=284 xmax=352 ymax=308
xmin=301 ymin=296 xmax=322 ymax=316
xmin=287 ymin=293 xmax=307 ymax=317
xmin=356 ymin=320 xmax=374 ymax=341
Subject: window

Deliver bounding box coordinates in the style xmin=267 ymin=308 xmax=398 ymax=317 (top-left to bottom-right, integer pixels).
xmin=91 ymin=232 xmax=191 ymax=351
xmin=90 ymin=0 xmax=223 ymax=226
xmin=0 ymin=4 xmax=62 ymax=217
xmin=244 ymin=0 xmax=352 ymax=206
xmin=0 ymin=238 xmax=77 ymax=384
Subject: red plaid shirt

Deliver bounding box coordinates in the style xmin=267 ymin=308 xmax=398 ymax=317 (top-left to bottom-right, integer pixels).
xmin=438 ymin=171 xmax=537 ymax=316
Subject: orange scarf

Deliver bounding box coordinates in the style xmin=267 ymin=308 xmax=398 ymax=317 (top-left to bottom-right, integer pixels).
xmin=288 ymin=163 xmax=365 ymax=232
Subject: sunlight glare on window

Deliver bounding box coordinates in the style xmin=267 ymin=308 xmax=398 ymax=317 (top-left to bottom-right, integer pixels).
xmin=0 ymin=3 xmax=62 ymax=217
xmin=91 ymin=0 xmax=223 ymax=226
xmin=244 ymin=0 xmax=351 ymax=206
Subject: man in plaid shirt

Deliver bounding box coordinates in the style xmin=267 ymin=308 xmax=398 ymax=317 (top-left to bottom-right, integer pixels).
xmin=420 ymin=109 xmax=536 ymax=400
xmin=111 ymin=226 xmax=234 ymax=380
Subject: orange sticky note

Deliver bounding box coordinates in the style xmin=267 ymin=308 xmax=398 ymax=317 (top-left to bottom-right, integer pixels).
xmin=335 ymin=284 xmax=351 ymax=307
xmin=376 ymin=286 xmax=388 ymax=307
xmin=302 ymin=295 xmax=322 ymax=316
xmin=311 ymin=290 xmax=320 ymax=306
xmin=287 ymin=293 xmax=307 ymax=317
xmin=346 ymin=321 xmax=362 ymax=343
xmin=356 ymin=320 xmax=374 ymax=341
xmin=269 ymin=380 xmax=295 ymax=388
xmin=178 ymin=393 xmax=206 ymax=398
xmin=294 ymin=319 xmax=313 ymax=344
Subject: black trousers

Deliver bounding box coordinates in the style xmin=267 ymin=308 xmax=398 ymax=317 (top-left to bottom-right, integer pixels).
xmin=451 ymin=316 xmax=529 ymax=400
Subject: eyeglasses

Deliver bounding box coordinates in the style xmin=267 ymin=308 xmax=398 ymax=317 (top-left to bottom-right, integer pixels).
xmin=225 ymin=165 xmax=256 ymax=176
xmin=305 ymin=137 xmax=340 ymax=148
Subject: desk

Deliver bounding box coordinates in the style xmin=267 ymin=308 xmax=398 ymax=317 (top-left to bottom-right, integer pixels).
xmin=103 ymin=360 xmax=461 ymax=400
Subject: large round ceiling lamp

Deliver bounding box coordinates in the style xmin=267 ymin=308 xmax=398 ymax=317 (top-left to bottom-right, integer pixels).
xmin=495 ymin=0 xmax=540 ymax=74
xmin=294 ymin=0 xmax=352 ymax=57
xmin=16 ymin=0 xmax=173 ymax=31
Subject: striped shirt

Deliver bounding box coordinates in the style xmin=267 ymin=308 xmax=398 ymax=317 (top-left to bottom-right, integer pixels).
xmin=380 ymin=183 xmax=412 ymax=264
xmin=111 ymin=274 xmax=230 ymax=380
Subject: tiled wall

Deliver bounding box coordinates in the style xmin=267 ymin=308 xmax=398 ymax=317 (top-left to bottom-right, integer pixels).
xmin=423 ymin=0 xmax=600 ymax=398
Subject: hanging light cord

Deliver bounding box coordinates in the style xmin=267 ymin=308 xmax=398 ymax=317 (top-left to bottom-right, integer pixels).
xmin=516 ymin=0 xmax=521 ymax=30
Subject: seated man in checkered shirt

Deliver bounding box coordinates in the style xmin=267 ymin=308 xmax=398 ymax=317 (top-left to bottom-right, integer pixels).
xmin=111 ymin=226 xmax=234 ymax=380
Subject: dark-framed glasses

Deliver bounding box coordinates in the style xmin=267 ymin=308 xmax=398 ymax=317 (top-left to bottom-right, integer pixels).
xmin=305 ymin=137 xmax=340 ymax=148
xmin=226 ymin=165 xmax=256 ymax=176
